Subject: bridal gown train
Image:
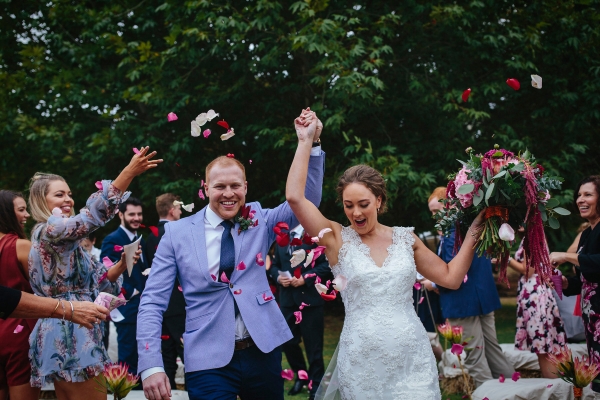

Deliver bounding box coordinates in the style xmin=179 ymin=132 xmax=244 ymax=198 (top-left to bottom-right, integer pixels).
xmin=316 ymin=226 xmax=441 ymax=400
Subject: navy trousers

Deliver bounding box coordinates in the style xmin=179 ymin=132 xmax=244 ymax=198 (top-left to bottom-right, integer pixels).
xmin=185 ymin=345 xmax=284 ymax=400
xmin=115 ymin=321 xmax=140 ymax=378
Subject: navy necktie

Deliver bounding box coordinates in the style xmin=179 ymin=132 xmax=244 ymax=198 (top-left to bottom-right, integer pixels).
xmin=219 ymin=220 xmax=238 ymax=316
xmin=219 ymin=220 xmax=235 ymax=281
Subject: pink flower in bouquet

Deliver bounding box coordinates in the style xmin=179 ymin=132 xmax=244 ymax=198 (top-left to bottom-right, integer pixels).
xmin=452 ymin=325 xmax=463 ymax=344
xmin=547 ymin=346 xmax=573 ymax=375
xmin=538 ymin=190 xmax=550 ymax=204
xmin=574 ymin=355 xmax=600 ymax=387
xmin=483 ymin=148 xmax=516 ymax=175
xmin=437 ymin=321 xmax=453 ymax=341
xmin=454 ymin=167 xmax=474 ymax=207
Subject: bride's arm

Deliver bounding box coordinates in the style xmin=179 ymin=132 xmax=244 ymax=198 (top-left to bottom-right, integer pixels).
xmin=413 ymin=212 xmax=485 ymax=289
xmin=286 ymin=110 xmax=337 ymax=253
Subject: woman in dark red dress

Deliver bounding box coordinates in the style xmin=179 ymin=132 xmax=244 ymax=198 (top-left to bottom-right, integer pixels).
xmin=0 ymin=190 xmax=39 ymax=400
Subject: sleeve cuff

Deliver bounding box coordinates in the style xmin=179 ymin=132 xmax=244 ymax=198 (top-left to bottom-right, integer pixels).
xmin=310 ymin=146 xmax=322 ymax=156
xmin=141 ymin=367 xmax=165 ymax=381
xmin=431 ymin=282 xmax=437 ymax=289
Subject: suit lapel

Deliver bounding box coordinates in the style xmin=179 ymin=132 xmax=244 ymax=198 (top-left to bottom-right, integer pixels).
xmin=231 ymin=221 xmax=246 ymax=280
xmin=190 ymin=208 xmax=214 ymax=283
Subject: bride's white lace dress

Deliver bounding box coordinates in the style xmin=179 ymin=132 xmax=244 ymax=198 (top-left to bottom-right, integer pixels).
xmin=316 ymin=226 xmax=441 ymax=399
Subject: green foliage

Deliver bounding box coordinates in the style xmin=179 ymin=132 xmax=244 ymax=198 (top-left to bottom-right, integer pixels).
xmin=1 ymin=0 xmax=599 ymax=246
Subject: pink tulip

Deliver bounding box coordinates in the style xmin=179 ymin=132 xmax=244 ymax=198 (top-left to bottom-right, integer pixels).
xmin=450 ymin=343 xmax=464 ymax=356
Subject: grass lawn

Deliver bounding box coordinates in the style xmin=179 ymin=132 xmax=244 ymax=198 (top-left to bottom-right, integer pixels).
xmin=282 ymin=298 xmax=518 ymax=400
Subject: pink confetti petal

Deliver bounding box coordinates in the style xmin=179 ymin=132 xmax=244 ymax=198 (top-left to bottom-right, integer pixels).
xmin=178 ymin=285 xmax=183 ymax=292
xmin=211 ymin=274 xmax=217 ymax=281
xmin=499 ymin=374 xmax=505 ymax=383
xmin=95 ymin=181 xmax=103 ymax=190
xmin=262 ymin=293 xmax=273 ymax=301
xmin=304 ymin=273 xmax=316 ymax=279
xmin=546 ymin=384 xmax=553 ymax=388
xmin=102 ymin=256 xmax=113 ymax=268
xmin=145 ymin=342 xmax=149 ymax=350
xmin=113 ymin=245 xmax=123 ymax=252
xmin=463 ymin=274 xmax=468 ymax=283
xmin=281 ymin=369 xmax=294 ymax=381
xmin=203 ymin=129 xmax=211 ymax=138
xmin=233 ymin=289 xmax=242 ymax=295
xmin=418 ymin=296 xmax=425 ymax=304
xmin=14 ymin=324 xmax=24 ymax=333
xmin=326 ymin=280 xmax=331 ymax=288
xmin=315 ymin=276 xmax=321 ymax=284
xmin=220 ymin=272 xmax=230 ymax=283
xmin=332 ymin=275 xmax=347 ymax=291
xmin=167 ymin=112 xmax=178 ymax=122
xmin=299 ymin=302 xmax=309 ymax=310
xmin=511 ymin=371 xmax=521 ymax=381
xmin=249 ymin=160 xmax=252 ymax=164
xmin=198 ymin=188 xmax=205 ymax=200
xmin=414 ymin=282 xmax=422 ymax=290
xmin=133 ymin=148 xmax=140 ymax=155
xmin=236 ymin=261 xmax=246 ymax=271
xmin=255 ymin=253 xmax=265 ymax=266
xmin=308 ymin=380 xmax=313 ymax=390
xmin=298 ymin=370 xmax=308 ymax=380
xmin=294 ymin=311 xmax=302 ymax=324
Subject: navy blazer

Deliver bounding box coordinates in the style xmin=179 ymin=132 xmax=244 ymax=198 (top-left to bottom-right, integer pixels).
xmin=100 ymin=227 xmax=150 ymax=322
xmin=437 ymin=228 xmax=501 ymax=319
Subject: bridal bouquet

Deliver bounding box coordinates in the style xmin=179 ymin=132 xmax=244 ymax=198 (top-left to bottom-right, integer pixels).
xmin=435 ymin=145 xmax=569 ymax=284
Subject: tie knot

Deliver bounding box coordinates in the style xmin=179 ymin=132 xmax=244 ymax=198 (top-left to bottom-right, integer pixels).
xmin=220 ymin=220 xmax=234 ymax=230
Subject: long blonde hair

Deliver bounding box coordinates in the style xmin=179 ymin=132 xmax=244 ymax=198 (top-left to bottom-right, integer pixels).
xmin=28 ymin=172 xmax=73 ymax=223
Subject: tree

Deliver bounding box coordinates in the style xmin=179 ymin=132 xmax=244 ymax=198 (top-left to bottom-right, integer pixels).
xmin=1 ymin=0 xmax=598 ymax=246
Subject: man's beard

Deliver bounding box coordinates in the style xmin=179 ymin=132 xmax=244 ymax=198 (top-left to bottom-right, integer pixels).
xmin=123 ymin=218 xmax=140 ymax=232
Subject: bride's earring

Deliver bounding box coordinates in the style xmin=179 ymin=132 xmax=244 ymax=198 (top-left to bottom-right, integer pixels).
xmin=377 ymin=207 xmax=380 ymax=213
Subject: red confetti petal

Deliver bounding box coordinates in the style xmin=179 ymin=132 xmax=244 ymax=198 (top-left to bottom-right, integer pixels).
xmin=236 ymin=261 xmax=246 ymax=271
xmin=511 ymin=371 xmax=521 ymax=381
xmin=161 ymin=335 xmax=170 ymax=340
xmin=293 ymin=268 xmax=302 ymax=279
xmin=233 ymin=289 xmax=242 ymax=295
xmin=149 ymin=226 xmax=159 ymax=237
xmin=462 ymin=88 xmax=471 ymax=102
xmin=227 ymin=153 xmax=235 ymax=158
xmin=506 ymin=78 xmax=520 ymax=90
xmin=320 ymin=291 xmax=337 ymax=301
xmin=217 ymin=120 xmax=230 ymax=130
xmin=499 ymin=374 xmax=505 ymax=383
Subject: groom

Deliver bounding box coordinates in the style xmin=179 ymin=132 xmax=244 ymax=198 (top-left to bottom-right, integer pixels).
xmin=137 ymin=110 xmax=325 ymax=400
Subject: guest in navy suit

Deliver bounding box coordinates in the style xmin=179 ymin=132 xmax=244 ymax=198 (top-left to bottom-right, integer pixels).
xmin=100 ymin=197 xmax=150 ymax=377
xmin=269 ymin=224 xmax=333 ymax=399
xmin=146 ymin=193 xmax=185 ymax=389
xmin=428 ymin=187 xmax=514 ymax=388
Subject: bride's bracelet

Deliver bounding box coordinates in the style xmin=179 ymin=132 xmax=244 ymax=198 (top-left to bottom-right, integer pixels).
xmin=468 ymin=224 xmax=483 ymax=239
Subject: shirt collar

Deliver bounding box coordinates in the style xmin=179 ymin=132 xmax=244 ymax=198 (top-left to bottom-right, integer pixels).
xmin=205 ymin=205 xmax=230 ymax=229
xmin=158 ymin=219 xmax=170 ymax=223
xmin=119 ymin=225 xmax=137 ymax=241
xmin=291 ymin=224 xmax=304 ymax=237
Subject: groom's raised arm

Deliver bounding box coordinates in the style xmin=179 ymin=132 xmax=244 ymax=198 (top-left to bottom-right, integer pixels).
xmin=264 ymin=147 xmax=325 ymax=243
xmin=136 ymin=223 xmax=178 ymax=379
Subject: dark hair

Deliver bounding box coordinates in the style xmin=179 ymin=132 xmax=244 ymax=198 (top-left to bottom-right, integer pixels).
xmin=336 ymin=165 xmax=388 ymax=214
xmin=0 ymin=190 xmax=27 ymax=239
xmin=118 ymin=197 xmax=143 ymax=214
xmin=575 ymin=175 xmax=600 ymax=216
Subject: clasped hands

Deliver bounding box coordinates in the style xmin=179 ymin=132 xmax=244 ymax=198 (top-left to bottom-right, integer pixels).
xmin=278 ymin=275 xmax=305 ymax=287
xmin=294 ymin=107 xmax=322 ymax=143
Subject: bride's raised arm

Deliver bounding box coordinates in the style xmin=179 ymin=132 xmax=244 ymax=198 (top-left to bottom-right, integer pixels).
xmin=413 ymin=210 xmax=486 ymax=289
xmin=286 ymin=110 xmax=338 ymax=252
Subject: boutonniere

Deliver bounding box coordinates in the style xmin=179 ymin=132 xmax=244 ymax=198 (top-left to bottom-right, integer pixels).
xmin=236 ymin=205 xmax=258 ymax=234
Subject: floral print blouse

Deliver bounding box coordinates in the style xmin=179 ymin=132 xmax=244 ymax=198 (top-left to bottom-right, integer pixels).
xmin=28 ymin=181 xmax=129 ymax=387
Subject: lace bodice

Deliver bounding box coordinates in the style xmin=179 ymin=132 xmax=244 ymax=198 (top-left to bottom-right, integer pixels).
xmin=321 ymin=225 xmax=440 ymax=399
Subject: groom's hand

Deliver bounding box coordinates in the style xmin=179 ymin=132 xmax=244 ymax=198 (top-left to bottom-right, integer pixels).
xmin=143 ymin=372 xmax=171 ymax=400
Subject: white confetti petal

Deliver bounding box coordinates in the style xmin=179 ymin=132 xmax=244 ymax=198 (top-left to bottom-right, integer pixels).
xmin=191 ymin=121 xmax=201 ymax=137
xmin=531 ymin=74 xmax=542 ymax=89
xmin=290 ymin=249 xmax=306 ymax=268
xmin=182 ymin=203 xmax=195 ymax=212
xmin=206 ymin=109 xmax=219 ymax=121
xmin=220 ymin=128 xmax=235 ymax=141
xmin=195 ymin=113 xmax=208 ymax=126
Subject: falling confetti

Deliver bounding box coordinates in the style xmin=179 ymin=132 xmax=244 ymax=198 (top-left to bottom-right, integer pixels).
xmin=506 ymin=78 xmax=520 ymax=91
xmin=167 ymin=112 xmax=178 ymax=122
xmin=462 ymin=88 xmax=472 ymax=102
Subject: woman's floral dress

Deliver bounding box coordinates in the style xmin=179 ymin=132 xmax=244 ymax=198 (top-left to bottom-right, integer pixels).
xmin=564 ymin=224 xmax=600 ymax=392
xmin=514 ymin=241 xmax=566 ymax=354
xmin=28 ymin=181 xmax=128 ymax=387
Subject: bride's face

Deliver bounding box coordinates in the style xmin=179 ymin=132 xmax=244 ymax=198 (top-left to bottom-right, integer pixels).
xmin=342 ymin=183 xmax=381 ymax=234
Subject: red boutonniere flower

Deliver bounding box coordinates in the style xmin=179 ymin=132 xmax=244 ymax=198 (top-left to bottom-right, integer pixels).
xmin=236 ymin=205 xmax=258 ymax=235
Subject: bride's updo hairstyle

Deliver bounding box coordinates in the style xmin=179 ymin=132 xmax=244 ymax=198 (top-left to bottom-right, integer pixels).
xmin=336 ymin=165 xmax=388 ymax=215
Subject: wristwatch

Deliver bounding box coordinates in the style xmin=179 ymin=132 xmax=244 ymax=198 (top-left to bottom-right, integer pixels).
xmin=312 ymin=138 xmax=321 ymax=147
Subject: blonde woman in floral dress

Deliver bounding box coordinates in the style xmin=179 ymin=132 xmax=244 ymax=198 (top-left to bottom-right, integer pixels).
xmin=508 ymin=236 xmax=566 ymax=378
xmin=27 ymin=147 xmax=161 ymax=400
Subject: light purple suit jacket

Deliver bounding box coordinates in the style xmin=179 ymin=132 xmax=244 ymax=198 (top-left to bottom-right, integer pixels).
xmin=137 ymin=151 xmax=325 ymax=373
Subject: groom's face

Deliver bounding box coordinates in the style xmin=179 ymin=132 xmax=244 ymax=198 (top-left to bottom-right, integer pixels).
xmin=206 ymin=164 xmax=248 ymax=221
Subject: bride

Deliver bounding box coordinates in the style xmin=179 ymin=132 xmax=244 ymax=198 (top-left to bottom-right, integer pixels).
xmin=286 ymin=111 xmax=485 ymax=399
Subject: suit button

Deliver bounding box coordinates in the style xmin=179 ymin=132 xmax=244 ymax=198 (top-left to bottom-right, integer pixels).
xmin=229 ymin=283 xmax=234 ymax=288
